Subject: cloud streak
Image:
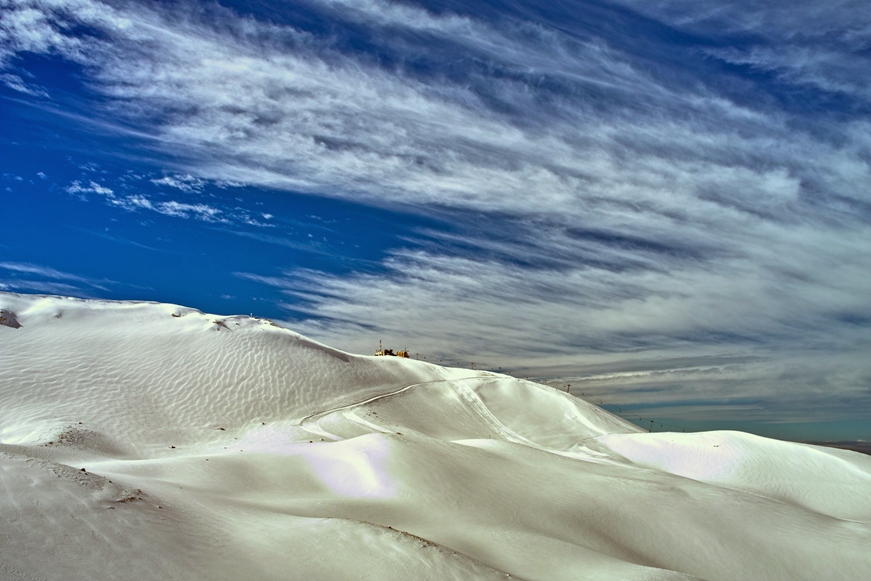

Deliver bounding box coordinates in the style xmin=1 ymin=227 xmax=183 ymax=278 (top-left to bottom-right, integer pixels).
xmin=2 ymin=0 xmax=870 ymax=427
xmin=61 ymin=175 xmax=276 ymax=226
xmin=0 ymin=261 xmax=116 ymax=295
xmin=109 ymin=195 xmax=227 ymax=223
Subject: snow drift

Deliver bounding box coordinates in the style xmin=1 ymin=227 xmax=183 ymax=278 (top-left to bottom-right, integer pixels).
xmin=1 ymin=292 xmax=869 ymax=581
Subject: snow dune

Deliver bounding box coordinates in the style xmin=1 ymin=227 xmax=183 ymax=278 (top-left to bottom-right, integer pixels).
xmin=1 ymin=293 xmax=869 ymax=581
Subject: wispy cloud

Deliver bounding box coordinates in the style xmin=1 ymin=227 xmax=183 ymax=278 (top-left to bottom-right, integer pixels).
xmin=64 ymin=177 xmax=241 ymax=224
xmin=0 ymin=279 xmax=90 ymax=296
xmin=273 ymin=233 xmax=870 ymax=354
xmin=248 ymin=212 xmax=870 ymax=421
xmin=62 ymin=173 xmax=282 ymax=227
xmin=610 ymin=0 xmax=871 ymax=100
xmin=66 ymin=180 xmax=114 ymax=197
xmin=0 ymin=261 xmax=115 ymax=294
xmin=2 ymin=0 xmax=870 ymax=425
xmin=0 ymin=72 xmax=47 ymax=96
xmin=108 ymin=196 xmax=227 ymax=223
xmin=62 ymin=177 xmax=228 ymax=223
xmin=151 ymin=174 xmax=205 ymax=193
xmin=68 ymin=226 xmax=167 ymax=253
xmin=0 ymin=261 xmax=105 ymax=284
xmin=227 ymin=231 xmax=334 ymax=254
xmin=3 ymin=1 xmax=867 ymax=219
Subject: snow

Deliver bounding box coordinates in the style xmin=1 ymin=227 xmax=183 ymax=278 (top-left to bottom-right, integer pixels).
xmin=1 ymin=292 xmax=869 ymax=581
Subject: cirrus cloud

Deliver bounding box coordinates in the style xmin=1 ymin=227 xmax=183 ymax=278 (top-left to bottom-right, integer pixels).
xmin=2 ymin=0 xmax=870 ymax=429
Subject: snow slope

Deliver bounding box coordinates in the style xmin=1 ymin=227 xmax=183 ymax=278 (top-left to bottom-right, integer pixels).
xmin=1 ymin=292 xmax=869 ymax=581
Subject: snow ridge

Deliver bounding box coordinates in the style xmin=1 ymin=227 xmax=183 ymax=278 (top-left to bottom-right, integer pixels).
xmin=1 ymin=292 xmax=869 ymax=581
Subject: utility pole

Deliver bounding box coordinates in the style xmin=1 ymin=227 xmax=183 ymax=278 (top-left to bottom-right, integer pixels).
xmin=649 ymin=420 xmax=654 ymax=433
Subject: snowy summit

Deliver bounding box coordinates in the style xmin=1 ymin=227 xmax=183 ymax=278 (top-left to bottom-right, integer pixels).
xmin=1 ymin=292 xmax=869 ymax=580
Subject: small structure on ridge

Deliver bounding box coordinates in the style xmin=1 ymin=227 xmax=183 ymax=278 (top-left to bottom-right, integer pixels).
xmin=375 ymin=340 xmax=410 ymax=358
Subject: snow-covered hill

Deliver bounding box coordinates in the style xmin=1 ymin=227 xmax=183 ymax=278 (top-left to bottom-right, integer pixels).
xmin=1 ymin=293 xmax=869 ymax=581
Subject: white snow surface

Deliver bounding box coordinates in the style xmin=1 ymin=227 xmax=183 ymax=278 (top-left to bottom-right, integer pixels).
xmin=1 ymin=292 xmax=869 ymax=581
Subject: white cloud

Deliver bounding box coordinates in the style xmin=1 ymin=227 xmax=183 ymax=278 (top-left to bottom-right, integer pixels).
xmin=0 ymin=261 xmax=113 ymax=292
xmin=710 ymin=44 xmax=871 ymax=99
xmin=266 ymin=221 xmax=871 ymax=360
xmin=66 ymin=180 xmax=114 ymax=197
xmin=0 ymin=0 xmax=788 ymax=216
xmin=257 ymin=233 xmax=871 ymax=420
xmin=151 ymin=174 xmax=205 ymax=192
xmin=4 ymin=0 xmax=871 ymax=421
xmin=109 ymin=194 xmax=152 ymax=211
xmin=0 ymin=279 xmax=87 ymax=295
xmin=107 ymin=193 xmax=227 ymax=223
xmin=152 ymin=200 xmax=222 ymax=221
xmin=3 ymin=1 xmax=865 ymax=227
xmin=610 ymin=0 xmax=871 ymax=98
xmin=608 ymin=0 xmax=871 ymax=40
xmin=65 ymin=175 xmax=270 ymax=226
xmin=0 ymin=72 xmax=47 ymax=96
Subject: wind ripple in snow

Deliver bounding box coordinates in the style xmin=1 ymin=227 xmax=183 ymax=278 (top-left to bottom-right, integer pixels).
xmin=1 ymin=292 xmax=869 ymax=581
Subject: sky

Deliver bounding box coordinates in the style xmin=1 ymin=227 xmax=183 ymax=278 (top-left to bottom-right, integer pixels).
xmin=1 ymin=0 xmax=870 ymax=442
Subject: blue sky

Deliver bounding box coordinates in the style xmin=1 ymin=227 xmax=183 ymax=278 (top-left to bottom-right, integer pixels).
xmin=2 ymin=0 xmax=870 ymax=441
